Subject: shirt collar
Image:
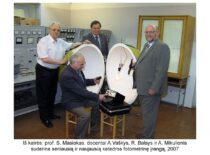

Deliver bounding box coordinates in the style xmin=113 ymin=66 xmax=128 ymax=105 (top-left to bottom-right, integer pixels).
xmin=147 ymin=41 xmax=154 ymax=48
xmin=48 ymin=34 xmax=57 ymax=43
xmin=92 ymin=34 xmax=99 ymax=38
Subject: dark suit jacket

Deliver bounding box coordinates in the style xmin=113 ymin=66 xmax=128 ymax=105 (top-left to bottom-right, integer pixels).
xmin=60 ymin=65 xmax=99 ymax=109
xmin=82 ymin=33 xmax=108 ymax=56
xmin=134 ymin=39 xmax=170 ymax=96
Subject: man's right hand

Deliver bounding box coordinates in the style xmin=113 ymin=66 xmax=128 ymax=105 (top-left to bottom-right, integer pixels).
xmin=99 ymin=94 xmax=106 ymax=101
xmin=83 ymin=40 xmax=91 ymax=44
xmin=60 ymin=57 xmax=68 ymax=65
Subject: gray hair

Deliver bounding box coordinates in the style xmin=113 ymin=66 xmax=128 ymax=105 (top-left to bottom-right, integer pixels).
xmin=146 ymin=24 xmax=158 ymax=32
xmin=48 ymin=22 xmax=61 ymax=29
xmin=69 ymin=53 xmax=84 ymax=65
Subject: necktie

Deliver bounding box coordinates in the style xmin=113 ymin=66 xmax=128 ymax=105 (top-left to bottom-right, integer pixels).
xmin=78 ymin=71 xmax=84 ymax=83
xmin=135 ymin=43 xmax=150 ymax=65
xmin=133 ymin=43 xmax=150 ymax=88
xmin=95 ymin=35 xmax=101 ymax=49
xmin=140 ymin=43 xmax=150 ymax=58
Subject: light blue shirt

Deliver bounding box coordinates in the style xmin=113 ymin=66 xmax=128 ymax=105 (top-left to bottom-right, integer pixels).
xmin=37 ymin=35 xmax=73 ymax=69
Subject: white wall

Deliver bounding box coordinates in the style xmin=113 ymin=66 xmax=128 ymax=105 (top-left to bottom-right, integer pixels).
xmin=40 ymin=3 xmax=71 ymax=27
xmin=183 ymin=36 xmax=196 ymax=108
xmin=70 ymin=4 xmax=195 ymax=47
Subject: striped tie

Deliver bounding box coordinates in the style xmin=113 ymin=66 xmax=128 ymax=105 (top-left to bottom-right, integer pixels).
xmin=95 ymin=35 xmax=101 ymax=49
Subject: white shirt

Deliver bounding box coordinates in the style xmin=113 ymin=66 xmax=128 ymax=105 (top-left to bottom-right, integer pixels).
xmin=147 ymin=41 xmax=154 ymax=48
xmin=37 ymin=35 xmax=73 ymax=69
xmin=93 ymin=34 xmax=101 ymax=47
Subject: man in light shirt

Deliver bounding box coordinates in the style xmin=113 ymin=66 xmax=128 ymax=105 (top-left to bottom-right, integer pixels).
xmin=36 ymin=22 xmax=81 ymax=128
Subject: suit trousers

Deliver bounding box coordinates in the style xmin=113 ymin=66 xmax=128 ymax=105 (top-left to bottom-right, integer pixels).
xmin=86 ymin=101 xmax=100 ymax=127
xmin=65 ymin=101 xmax=99 ymax=139
xmin=36 ymin=63 xmax=58 ymax=120
xmin=68 ymin=107 xmax=91 ymax=139
xmin=139 ymin=95 xmax=161 ymax=139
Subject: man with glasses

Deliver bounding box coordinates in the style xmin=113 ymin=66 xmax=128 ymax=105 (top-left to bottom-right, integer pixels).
xmin=36 ymin=22 xmax=81 ymax=128
xmin=134 ymin=25 xmax=170 ymax=139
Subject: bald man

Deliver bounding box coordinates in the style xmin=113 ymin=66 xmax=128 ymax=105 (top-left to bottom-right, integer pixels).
xmin=60 ymin=53 xmax=106 ymax=139
xmin=36 ymin=22 xmax=81 ymax=128
xmin=134 ymin=25 xmax=170 ymax=139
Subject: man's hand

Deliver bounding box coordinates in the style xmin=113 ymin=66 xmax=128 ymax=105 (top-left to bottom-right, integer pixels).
xmin=42 ymin=57 xmax=67 ymax=65
xmin=94 ymin=76 xmax=101 ymax=84
xmin=60 ymin=57 xmax=68 ymax=65
xmin=99 ymin=94 xmax=106 ymax=101
xmin=83 ymin=40 xmax=91 ymax=44
xmin=148 ymin=88 xmax=156 ymax=96
xmin=72 ymin=42 xmax=82 ymax=48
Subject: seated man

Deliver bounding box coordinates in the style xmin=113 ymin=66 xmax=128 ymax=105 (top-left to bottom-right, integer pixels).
xmin=60 ymin=53 xmax=106 ymax=139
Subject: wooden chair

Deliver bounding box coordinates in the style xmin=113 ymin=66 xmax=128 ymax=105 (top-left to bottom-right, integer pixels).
xmin=65 ymin=108 xmax=91 ymax=138
xmin=100 ymin=110 xmax=126 ymax=139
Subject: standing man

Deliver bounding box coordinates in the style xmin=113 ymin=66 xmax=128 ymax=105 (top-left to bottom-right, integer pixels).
xmin=36 ymin=22 xmax=81 ymax=128
xmin=82 ymin=20 xmax=109 ymax=57
xmin=134 ymin=25 xmax=170 ymax=139
xmin=60 ymin=53 xmax=106 ymax=139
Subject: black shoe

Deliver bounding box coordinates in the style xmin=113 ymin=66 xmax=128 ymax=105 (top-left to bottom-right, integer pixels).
xmin=135 ymin=133 xmax=143 ymax=139
xmin=50 ymin=114 xmax=61 ymax=120
xmin=41 ymin=119 xmax=53 ymax=128
xmin=135 ymin=133 xmax=154 ymax=139
xmin=91 ymin=124 xmax=100 ymax=132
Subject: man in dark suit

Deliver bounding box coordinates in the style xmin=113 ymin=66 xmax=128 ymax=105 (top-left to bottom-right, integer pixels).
xmin=134 ymin=25 xmax=170 ymax=139
xmin=60 ymin=53 xmax=106 ymax=139
xmin=82 ymin=20 xmax=109 ymax=57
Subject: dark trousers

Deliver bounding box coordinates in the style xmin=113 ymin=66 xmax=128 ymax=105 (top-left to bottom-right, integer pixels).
xmin=36 ymin=63 xmax=58 ymax=120
xmin=86 ymin=101 xmax=100 ymax=127
xmin=139 ymin=95 xmax=161 ymax=139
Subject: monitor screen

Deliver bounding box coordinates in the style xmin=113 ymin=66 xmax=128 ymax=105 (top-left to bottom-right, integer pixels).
xmin=16 ymin=37 xmax=22 ymax=44
xmin=105 ymin=89 xmax=117 ymax=97
xmin=27 ymin=37 xmax=34 ymax=44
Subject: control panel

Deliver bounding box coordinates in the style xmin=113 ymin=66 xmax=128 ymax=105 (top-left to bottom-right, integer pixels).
xmin=59 ymin=28 xmax=77 ymax=42
xmin=14 ymin=26 xmax=46 ymax=116
xmin=14 ymin=26 xmax=46 ymax=76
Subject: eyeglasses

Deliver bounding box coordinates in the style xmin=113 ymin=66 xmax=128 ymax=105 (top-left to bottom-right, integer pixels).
xmin=144 ymin=31 xmax=156 ymax=34
xmin=51 ymin=29 xmax=60 ymax=32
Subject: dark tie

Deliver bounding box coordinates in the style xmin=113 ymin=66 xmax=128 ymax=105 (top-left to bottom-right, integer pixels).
xmin=95 ymin=35 xmax=101 ymax=49
xmin=135 ymin=43 xmax=150 ymax=65
xmin=140 ymin=43 xmax=150 ymax=57
xmin=78 ymin=71 xmax=85 ymax=83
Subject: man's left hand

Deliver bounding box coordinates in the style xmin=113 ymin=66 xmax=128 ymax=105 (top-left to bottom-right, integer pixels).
xmin=148 ymin=88 xmax=156 ymax=96
xmin=94 ymin=77 xmax=101 ymax=84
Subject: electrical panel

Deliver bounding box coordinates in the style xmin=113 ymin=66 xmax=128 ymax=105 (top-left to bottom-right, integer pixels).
xmin=14 ymin=26 xmax=46 ymax=115
xmin=59 ymin=28 xmax=112 ymax=43
xmin=59 ymin=28 xmax=77 ymax=42
xmin=14 ymin=26 xmax=46 ymax=75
